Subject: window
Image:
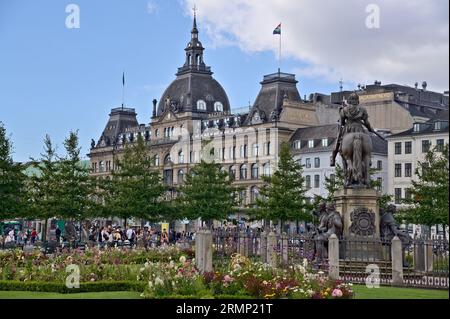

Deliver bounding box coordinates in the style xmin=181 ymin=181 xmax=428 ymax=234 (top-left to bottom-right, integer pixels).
xmin=413 ymin=123 xmax=420 ymax=132
xmin=376 ymin=177 xmax=382 ymax=191
xmin=250 ymin=186 xmax=259 ymax=203
xmin=214 ymin=102 xmax=223 ymax=112
xmin=322 ymin=138 xmax=328 ymax=147
xmin=92 ymin=162 xmax=97 ymax=173
xmin=266 ymin=142 xmax=271 ymax=155
xmin=240 ymin=145 xmax=248 ymax=158
xmin=314 ymin=175 xmax=320 ymax=188
xmin=308 ymin=140 xmax=314 ymax=148
xmin=189 ymin=151 xmax=193 ymax=163
xmin=177 ymin=170 xmax=184 ymax=184
xmin=99 ymin=161 xmax=105 ymax=173
xmin=178 ymin=150 xmax=184 ymax=164
xmin=377 ymin=160 xmax=382 ymax=170
xmin=221 ymin=147 xmax=226 ymax=160
xmin=229 ymin=166 xmax=236 ymax=180
xmin=404 ymin=188 xmax=412 ymax=200
xmin=253 ymin=143 xmax=259 ymax=157
xmin=163 ymin=169 xmax=173 ymax=186
xmin=197 ymin=100 xmax=206 ymax=111
xmin=436 ymin=139 xmax=445 ymax=152
xmin=394 ymin=188 xmax=402 ymax=204
xmin=164 ymin=154 xmax=171 ymax=165
xmin=155 ymin=129 xmax=159 ymax=137
xmin=305 ymin=158 xmax=311 ymax=168
xmin=305 ymin=175 xmax=311 ymax=189
xmin=240 ymin=164 xmax=247 ymax=179
xmin=434 ymin=121 xmax=442 ymax=131
xmin=154 ymin=155 xmax=160 ymax=166
xmin=405 ymin=163 xmax=412 ymax=177
xmin=293 ymin=140 xmax=301 ymax=149
xmin=251 ymin=164 xmax=259 ymax=179
xmin=405 ymin=141 xmax=412 ymax=154
xmin=422 ymin=140 xmax=430 ymax=153
xmin=394 ymin=164 xmax=402 ymax=177
xmin=233 ymin=146 xmax=236 ymax=159
xmin=239 ymin=190 xmax=247 ymax=204
xmin=314 ymin=157 xmax=320 ymax=168
xmin=263 ymin=163 xmax=271 ymax=176
xmin=394 ymin=142 xmax=402 ymax=155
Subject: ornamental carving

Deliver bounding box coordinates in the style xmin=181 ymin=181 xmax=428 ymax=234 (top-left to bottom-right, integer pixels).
xmin=349 ymin=207 xmax=376 ymax=236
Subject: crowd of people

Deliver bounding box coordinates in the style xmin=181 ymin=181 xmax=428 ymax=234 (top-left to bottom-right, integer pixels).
xmin=0 ymin=228 xmax=39 ymax=247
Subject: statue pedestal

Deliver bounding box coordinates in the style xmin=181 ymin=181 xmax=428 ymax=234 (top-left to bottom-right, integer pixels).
xmin=334 ymin=188 xmax=380 ymax=238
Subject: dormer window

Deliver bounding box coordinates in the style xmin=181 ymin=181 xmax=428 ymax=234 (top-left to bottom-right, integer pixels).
xmin=434 ymin=121 xmax=442 ymax=131
xmin=214 ymin=102 xmax=223 ymax=112
xmin=413 ymin=123 xmax=421 ymax=132
xmin=322 ymin=138 xmax=328 ymax=147
xmin=197 ymin=100 xmax=206 ymax=111
xmin=293 ymin=140 xmax=301 ymax=149
xmin=308 ymin=140 xmax=314 ymax=148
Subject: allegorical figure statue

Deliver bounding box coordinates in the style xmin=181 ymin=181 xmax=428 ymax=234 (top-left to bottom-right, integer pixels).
xmin=313 ymin=201 xmax=343 ymax=261
xmin=380 ymin=204 xmax=412 ymax=266
xmin=331 ymin=92 xmax=385 ymax=188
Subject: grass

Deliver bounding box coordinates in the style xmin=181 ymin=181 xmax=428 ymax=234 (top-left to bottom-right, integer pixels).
xmin=0 ymin=286 xmax=448 ymax=299
xmin=352 ymin=284 xmax=449 ymax=299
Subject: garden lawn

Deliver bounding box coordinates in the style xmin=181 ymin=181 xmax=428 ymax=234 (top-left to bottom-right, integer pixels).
xmin=353 ymin=285 xmax=449 ymax=299
xmin=0 ymin=291 xmax=142 ymax=299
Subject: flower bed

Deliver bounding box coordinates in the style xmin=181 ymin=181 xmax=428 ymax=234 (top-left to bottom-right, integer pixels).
xmin=1 ymin=248 xmax=353 ymax=299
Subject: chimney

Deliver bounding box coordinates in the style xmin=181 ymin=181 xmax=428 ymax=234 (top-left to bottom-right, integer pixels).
xmin=422 ymin=81 xmax=427 ymax=91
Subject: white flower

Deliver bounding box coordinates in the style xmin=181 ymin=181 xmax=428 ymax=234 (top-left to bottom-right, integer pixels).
xmin=155 ymin=277 xmax=164 ymax=286
xmin=148 ymin=281 xmax=153 ymax=288
xmin=140 ymin=267 xmax=145 ymax=272
xmin=302 ymin=258 xmax=308 ymax=268
xmin=179 ymin=256 xmax=186 ymax=263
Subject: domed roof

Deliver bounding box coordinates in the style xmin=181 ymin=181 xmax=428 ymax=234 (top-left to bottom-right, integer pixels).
xmin=156 ymin=13 xmax=230 ymax=117
xmin=157 ymin=74 xmax=230 ymax=116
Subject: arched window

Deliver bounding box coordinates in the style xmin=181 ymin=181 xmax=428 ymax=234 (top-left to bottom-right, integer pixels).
xmin=197 ymin=100 xmax=206 ymax=111
xmin=263 ymin=163 xmax=271 ymax=176
xmin=164 ymin=154 xmax=172 ymax=165
xmin=229 ymin=165 xmax=236 ymax=180
xmin=177 ymin=170 xmax=184 ymax=184
xmin=178 ymin=150 xmax=184 ymax=164
xmin=250 ymin=186 xmax=259 ymax=203
xmin=154 ymin=155 xmax=160 ymax=166
xmin=99 ymin=161 xmax=105 ymax=173
xmin=252 ymin=143 xmax=259 ymax=157
xmin=240 ymin=164 xmax=247 ymax=179
xmin=214 ymin=102 xmax=223 ymax=112
xmin=251 ymin=164 xmax=259 ymax=179
xmin=240 ymin=145 xmax=248 ymax=158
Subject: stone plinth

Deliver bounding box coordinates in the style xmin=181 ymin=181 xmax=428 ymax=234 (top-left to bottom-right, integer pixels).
xmin=334 ymin=188 xmax=380 ymax=238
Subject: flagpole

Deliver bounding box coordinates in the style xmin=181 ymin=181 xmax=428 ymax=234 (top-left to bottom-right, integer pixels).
xmin=278 ymin=30 xmax=281 ymax=74
xmin=122 ymin=71 xmax=125 ymax=109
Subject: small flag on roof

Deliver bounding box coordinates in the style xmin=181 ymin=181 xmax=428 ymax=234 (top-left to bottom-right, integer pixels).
xmin=273 ymin=23 xmax=281 ymax=35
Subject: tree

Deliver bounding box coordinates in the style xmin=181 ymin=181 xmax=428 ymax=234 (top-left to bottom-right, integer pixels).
xmin=0 ymin=122 xmax=27 ymax=220
xmin=253 ymin=142 xmax=312 ymax=232
xmin=400 ymin=143 xmax=449 ymax=229
xmin=323 ymin=163 xmax=345 ymax=201
xmin=104 ymin=135 xmax=166 ymax=226
xmin=178 ymin=160 xmax=239 ymax=228
xmin=28 ymin=135 xmax=60 ymax=241
xmin=55 ymin=131 xmax=98 ymax=240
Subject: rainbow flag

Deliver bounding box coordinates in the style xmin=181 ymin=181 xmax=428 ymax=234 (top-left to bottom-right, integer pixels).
xmin=273 ymin=23 xmax=281 ymax=35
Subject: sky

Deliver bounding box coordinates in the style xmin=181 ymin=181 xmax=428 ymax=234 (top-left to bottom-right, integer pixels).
xmin=0 ymin=0 xmax=448 ymax=162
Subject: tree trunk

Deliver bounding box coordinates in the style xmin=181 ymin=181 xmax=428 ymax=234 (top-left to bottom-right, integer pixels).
xmin=442 ymin=224 xmax=447 ymax=241
xmin=42 ymin=218 xmax=48 ymax=242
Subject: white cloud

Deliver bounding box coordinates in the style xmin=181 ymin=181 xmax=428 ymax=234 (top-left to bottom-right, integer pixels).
xmin=147 ymin=0 xmax=158 ymax=15
xmin=182 ymin=0 xmax=449 ymax=92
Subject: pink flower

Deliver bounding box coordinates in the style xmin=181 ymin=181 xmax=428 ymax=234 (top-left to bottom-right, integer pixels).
xmin=332 ymin=289 xmax=343 ymax=297
xmin=223 ymin=275 xmax=233 ymax=283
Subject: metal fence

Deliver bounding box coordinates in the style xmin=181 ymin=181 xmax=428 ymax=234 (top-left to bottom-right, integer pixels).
xmin=211 ymin=230 xmax=449 ymax=289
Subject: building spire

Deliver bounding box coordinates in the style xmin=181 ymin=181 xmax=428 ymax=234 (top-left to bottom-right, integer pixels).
xmin=192 ymin=4 xmax=198 ymax=36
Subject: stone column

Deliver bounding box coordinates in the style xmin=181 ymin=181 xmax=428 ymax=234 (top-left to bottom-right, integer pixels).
xmin=260 ymin=232 xmax=268 ymax=263
xmin=328 ymin=234 xmax=340 ymax=280
xmin=195 ymin=230 xmax=204 ymax=271
xmin=267 ymin=231 xmax=277 ymax=268
xmin=425 ymin=239 xmax=434 ymax=272
xmin=202 ymin=230 xmax=213 ymax=273
xmin=238 ymin=231 xmax=246 ymax=256
xmin=281 ymin=233 xmax=289 ymax=266
xmin=391 ymin=236 xmax=404 ymax=286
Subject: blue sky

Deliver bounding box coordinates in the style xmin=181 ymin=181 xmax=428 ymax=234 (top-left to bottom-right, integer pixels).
xmin=0 ymin=0 xmax=448 ymax=162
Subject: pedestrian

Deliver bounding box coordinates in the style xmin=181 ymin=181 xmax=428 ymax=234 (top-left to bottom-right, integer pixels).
xmin=55 ymin=226 xmax=61 ymax=243
xmin=31 ymin=228 xmax=37 ymax=244
xmin=161 ymin=228 xmax=169 ymax=245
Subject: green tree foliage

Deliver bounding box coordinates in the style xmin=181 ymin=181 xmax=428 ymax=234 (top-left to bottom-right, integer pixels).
xmin=178 ymin=160 xmax=238 ymax=228
xmin=323 ymin=163 xmax=345 ymax=201
xmin=399 ymin=143 xmax=449 ymax=227
xmin=104 ymin=135 xmax=166 ymax=224
xmin=253 ymin=142 xmax=312 ymax=229
xmin=55 ymin=131 xmax=98 ymax=222
xmin=0 ymin=122 xmax=27 ymax=219
xmin=28 ymin=135 xmax=60 ymax=240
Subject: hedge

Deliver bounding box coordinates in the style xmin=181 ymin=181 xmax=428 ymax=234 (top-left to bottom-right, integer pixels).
xmin=0 ymin=280 xmax=146 ymax=294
